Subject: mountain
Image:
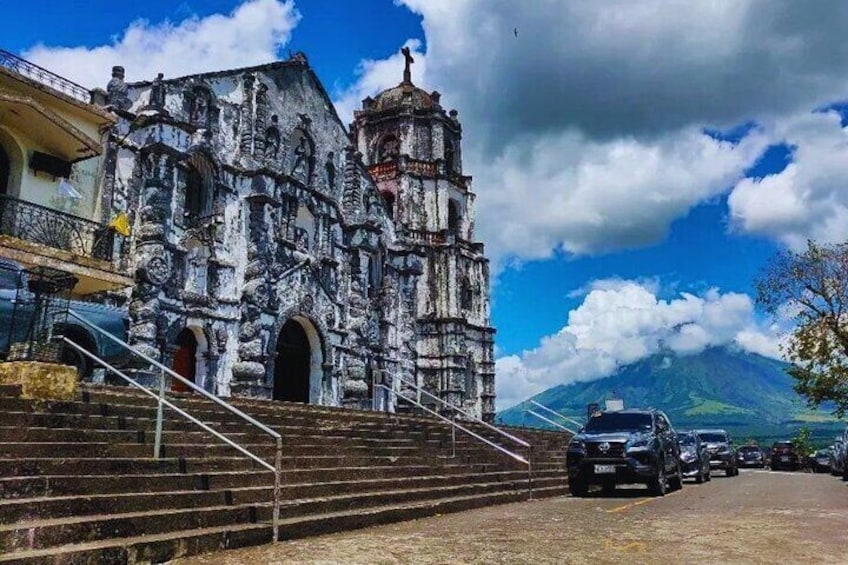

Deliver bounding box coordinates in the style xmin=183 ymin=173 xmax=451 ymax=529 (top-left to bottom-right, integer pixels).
xmin=497 ymin=346 xmax=841 ymax=443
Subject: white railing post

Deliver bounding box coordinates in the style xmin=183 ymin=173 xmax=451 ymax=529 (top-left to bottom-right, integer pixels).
xmin=451 ymin=409 xmax=456 ymax=459
xmin=154 ymin=367 xmax=165 ymax=458
xmin=273 ymin=437 xmax=282 ymax=543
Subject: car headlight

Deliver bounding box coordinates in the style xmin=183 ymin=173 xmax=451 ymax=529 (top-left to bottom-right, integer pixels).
xmin=627 ymin=439 xmax=650 ymax=450
xmin=569 ymin=440 xmax=585 ymax=451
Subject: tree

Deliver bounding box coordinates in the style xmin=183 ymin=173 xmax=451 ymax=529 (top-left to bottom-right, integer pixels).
xmin=756 ymin=240 xmax=848 ymax=417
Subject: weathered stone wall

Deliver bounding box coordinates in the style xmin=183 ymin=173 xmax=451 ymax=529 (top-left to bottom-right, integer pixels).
xmin=97 ymin=53 xmax=495 ymax=420
xmin=101 ymin=56 xmax=424 ymax=410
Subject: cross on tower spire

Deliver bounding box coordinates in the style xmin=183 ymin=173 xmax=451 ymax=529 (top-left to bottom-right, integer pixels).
xmin=401 ymin=46 xmax=414 ymax=84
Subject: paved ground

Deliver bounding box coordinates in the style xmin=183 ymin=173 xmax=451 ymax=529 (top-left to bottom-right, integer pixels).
xmin=172 ymin=469 xmax=848 ymax=564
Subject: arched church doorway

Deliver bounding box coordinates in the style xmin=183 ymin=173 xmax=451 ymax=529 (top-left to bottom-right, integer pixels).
xmin=274 ymin=318 xmax=322 ymax=403
xmin=171 ymin=328 xmax=197 ymax=393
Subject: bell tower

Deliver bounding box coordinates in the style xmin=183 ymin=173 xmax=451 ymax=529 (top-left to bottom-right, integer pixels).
xmin=351 ymin=50 xmax=496 ymax=421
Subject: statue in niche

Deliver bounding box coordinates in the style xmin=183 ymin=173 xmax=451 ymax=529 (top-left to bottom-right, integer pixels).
xmin=107 ymin=66 xmax=131 ymax=111
xmin=290 ymin=132 xmax=313 ymax=181
xmin=149 ymin=73 xmax=166 ymax=111
xmin=325 ymin=152 xmax=335 ymax=188
xmin=265 ymin=115 xmax=281 ymax=160
xmin=190 ymin=88 xmax=210 ymax=126
xmin=378 ymin=135 xmax=399 ymax=163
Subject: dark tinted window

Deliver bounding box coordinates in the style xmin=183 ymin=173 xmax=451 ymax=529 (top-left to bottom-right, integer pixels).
xmin=698 ymin=432 xmax=728 ymax=443
xmin=0 ymin=265 xmax=20 ymax=290
xmin=585 ymin=412 xmax=652 ymax=432
xmin=738 ymin=446 xmax=760 ymax=453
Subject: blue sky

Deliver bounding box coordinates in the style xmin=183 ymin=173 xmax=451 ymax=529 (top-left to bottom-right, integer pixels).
xmin=8 ymin=1 xmax=848 ymax=409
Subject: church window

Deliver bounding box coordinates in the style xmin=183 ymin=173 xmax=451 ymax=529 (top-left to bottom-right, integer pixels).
xmin=445 ymin=140 xmax=455 ymax=173
xmin=378 ymin=135 xmax=399 ymax=163
xmin=182 ymin=154 xmax=214 ymax=227
xmin=368 ymin=249 xmax=384 ymax=298
xmin=448 ymin=199 xmax=462 ymax=235
xmin=460 ymin=277 xmax=473 ymax=311
xmin=381 ymin=190 xmax=395 ymax=219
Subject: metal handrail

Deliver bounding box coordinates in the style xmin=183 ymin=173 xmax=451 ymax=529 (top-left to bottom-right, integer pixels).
xmin=526 ymin=409 xmax=576 ymax=434
xmin=0 ymin=49 xmax=91 ymax=102
xmin=395 ymin=375 xmax=530 ymax=449
xmin=65 ymin=309 xmax=283 ymax=543
xmin=380 ymin=378 xmax=533 ymax=498
xmin=530 ymin=400 xmax=583 ymax=428
xmin=379 ymin=384 xmax=527 ymax=465
xmin=63 ymin=339 xmax=274 ymax=469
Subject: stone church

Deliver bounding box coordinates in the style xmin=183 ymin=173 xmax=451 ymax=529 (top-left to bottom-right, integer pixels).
xmin=99 ymin=50 xmax=496 ymax=420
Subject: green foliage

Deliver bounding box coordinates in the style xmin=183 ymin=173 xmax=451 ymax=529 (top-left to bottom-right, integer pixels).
xmin=792 ymin=426 xmax=814 ymax=458
xmin=756 ymin=241 xmax=848 ymax=417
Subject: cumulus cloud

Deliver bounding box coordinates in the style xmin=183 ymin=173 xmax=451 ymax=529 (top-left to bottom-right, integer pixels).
xmin=470 ymin=127 xmax=768 ymax=260
xmin=23 ymin=0 xmax=300 ymax=88
xmin=495 ymin=279 xmax=783 ymax=410
xmin=402 ymin=0 xmax=848 ymax=147
xmin=729 ymin=110 xmax=848 ymax=249
xmin=337 ymin=1 xmax=848 ymax=261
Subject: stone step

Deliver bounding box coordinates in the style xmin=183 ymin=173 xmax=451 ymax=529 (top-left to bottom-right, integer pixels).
xmin=0 ymin=441 xmax=439 ymax=460
xmin=0 ymin=485 xmax=569 ymax=565
xmin=1 ymin=410 xmax=451 ymax=443
xmin=0 ymin=473 xmax=566 ymax=524
xmin=0 ymin=426 xmax=438 ymax=448
xmin=0 ymin=463 xmax=547 ymax=499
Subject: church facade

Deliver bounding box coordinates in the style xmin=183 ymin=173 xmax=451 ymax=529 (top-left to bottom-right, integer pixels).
xmin=100 ymin=51 xmax=496 ymax=420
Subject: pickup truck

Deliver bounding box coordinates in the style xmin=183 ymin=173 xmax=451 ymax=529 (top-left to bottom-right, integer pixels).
xmin=0 ymin=259 xmax=129 ymax=377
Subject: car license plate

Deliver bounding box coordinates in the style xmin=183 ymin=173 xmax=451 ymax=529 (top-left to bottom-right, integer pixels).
xmin=780 ymin=456 xmax=789 ymax=462
xmin=594 ymin=464 xmax=615 ymax=474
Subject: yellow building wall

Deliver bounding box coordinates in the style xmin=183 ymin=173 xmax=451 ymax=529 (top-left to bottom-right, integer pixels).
xmin=0 ymin=124 xmax=100 ymax=222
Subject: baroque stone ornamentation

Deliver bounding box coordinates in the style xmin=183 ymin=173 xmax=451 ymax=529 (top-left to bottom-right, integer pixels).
xmin=103 ymin=50 xmax=496 ymax=420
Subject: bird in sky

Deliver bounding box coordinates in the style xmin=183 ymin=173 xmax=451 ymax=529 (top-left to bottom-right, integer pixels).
xmin=514 ymin=27 xmax=518 ymax=37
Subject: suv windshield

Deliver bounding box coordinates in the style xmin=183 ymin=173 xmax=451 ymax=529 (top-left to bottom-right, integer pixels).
xmin=698 ymin=432 xmax=728 ymax=443
xmin=738 ymin=446 xmax=759 ymax=453
xmin=679 ymin=435 xmax=695 ymax=446
xmin=585 ymin=412 xmax=652 ymax=432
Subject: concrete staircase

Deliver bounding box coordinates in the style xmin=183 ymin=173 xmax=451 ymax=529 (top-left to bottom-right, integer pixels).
xmin=0 ymin=382 xmax=570 ymax=564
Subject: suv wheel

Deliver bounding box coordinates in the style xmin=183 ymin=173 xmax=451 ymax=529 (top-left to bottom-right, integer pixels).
xmin=601 ymin=479 xmax=616 ymax=495
xmin=669 ymin=462 xmax=683 ymax=491
xmin=569 ymin=476 xmax=588 ymax=497
xmin=649 ymin=462 xmax=667 ymax=497
xmin=695 ymin=466 xmax=705 ymax=484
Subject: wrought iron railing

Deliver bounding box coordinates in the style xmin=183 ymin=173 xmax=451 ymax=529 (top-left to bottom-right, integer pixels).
xmin=0 ymin=194 xmax=114 ymax=262
xmin=0 ymin=49 xmax=91 ymax=103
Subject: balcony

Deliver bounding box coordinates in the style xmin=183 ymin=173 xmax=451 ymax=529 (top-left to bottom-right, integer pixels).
xmin=0 ymin=194 xmax=113 ymax=260
xmin=0 ymin=50 xmax=90 ymax=104
xmin=0 ymin=195 xmax=131 ymax=294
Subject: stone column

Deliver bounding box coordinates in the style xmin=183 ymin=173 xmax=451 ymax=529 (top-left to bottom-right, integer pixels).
xmin=239 ymin=74 xmax=255 ymax=158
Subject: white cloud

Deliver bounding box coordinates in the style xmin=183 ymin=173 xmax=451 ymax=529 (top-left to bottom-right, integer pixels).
xmin=470 ymin=127 xmax=768 ymax=261
xmin=495 ymin=279 xmax=783 ymax=410
xmin=379 ymin=1 xmax=848 ymax=261
xmin=23 ymin=0 xmax=300 ymax=88
xmin=333 ymin=39 xmax=427 ymax=126
xmin=729 ymin=110 xmax=848 ymax=249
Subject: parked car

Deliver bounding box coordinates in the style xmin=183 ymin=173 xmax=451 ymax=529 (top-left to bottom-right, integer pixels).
xmin=736 ymin=445 xmax=766 ymax=468
xmin=0 ymin=259 xmax=128 ymax=377
xmin=770 ymin=441 xmax=801 ymax=471
xmin=566 ymin=408 xmax=683 ymax=497
xmin=677 ymin=430 xmax=711 ymax=483
xmin=695 ymin=429 xmax=738 ymax=476
xmin=809 ymin=448 xmax=833 ymax=473
xmin=828 ymin=437 xmax=844 ymax=477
